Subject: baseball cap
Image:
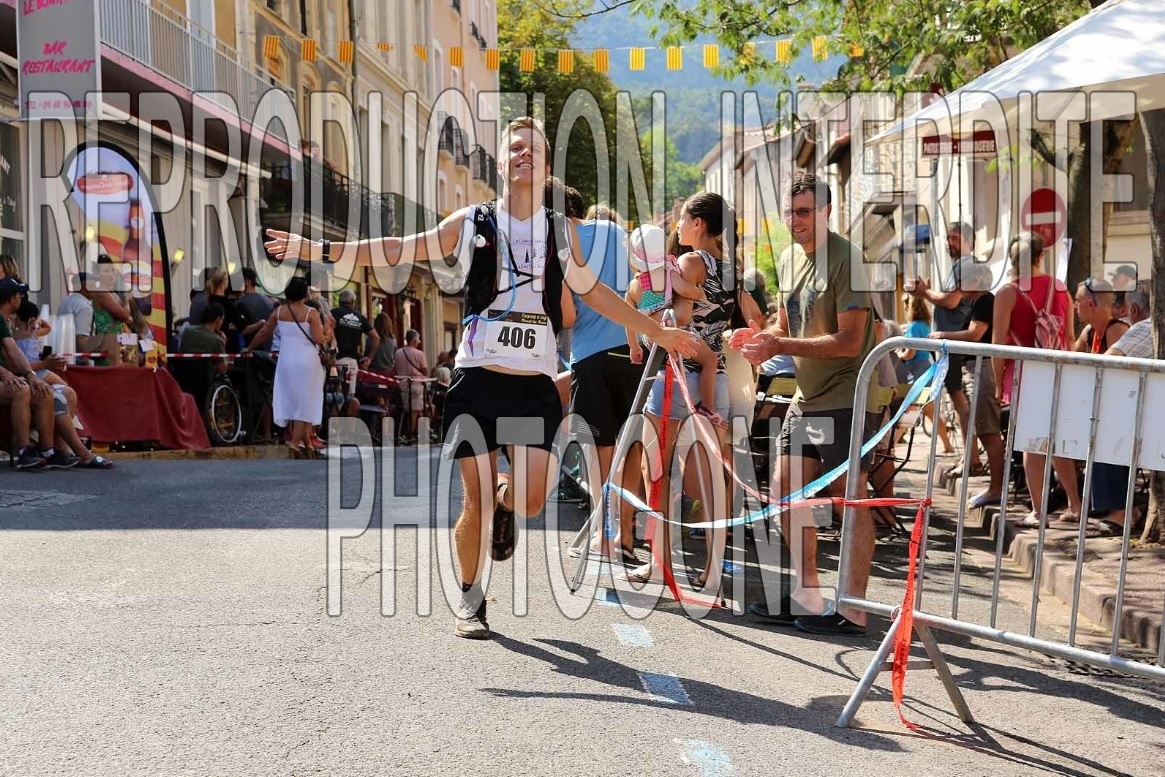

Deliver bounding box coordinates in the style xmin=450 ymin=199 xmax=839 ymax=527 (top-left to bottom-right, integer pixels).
xmin=0 ymin=277 xmax=29 ymax=301
xmin=629 ymin=224 xmax=668 ymax=273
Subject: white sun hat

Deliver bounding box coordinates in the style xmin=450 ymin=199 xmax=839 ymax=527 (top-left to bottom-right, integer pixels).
xmin=629 ymin=224 xmax=669 ymax=273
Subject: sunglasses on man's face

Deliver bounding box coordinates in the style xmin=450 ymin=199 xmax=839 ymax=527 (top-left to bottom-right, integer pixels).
xmin=783 ymin=207 xmax=819 ymax=219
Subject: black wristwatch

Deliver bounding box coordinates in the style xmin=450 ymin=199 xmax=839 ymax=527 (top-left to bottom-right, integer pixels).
xmin=320 ymin=239 xmax=333 ymax=264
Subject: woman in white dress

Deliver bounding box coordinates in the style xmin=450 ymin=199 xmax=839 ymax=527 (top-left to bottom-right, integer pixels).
xmin=244 ymin=276 xmax=325 ymax=458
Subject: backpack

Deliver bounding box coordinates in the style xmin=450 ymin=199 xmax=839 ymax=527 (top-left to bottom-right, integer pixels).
xmin=463 ymin=201 xmax=567 ymax=333
xmin=1010 ymin=277 xmax=1066 ymax=350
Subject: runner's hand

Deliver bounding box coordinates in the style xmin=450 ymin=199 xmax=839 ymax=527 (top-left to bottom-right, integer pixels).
xmin=654 ymin=327 xmax=699 ymax=360
xmin=264 ymin=229 xmax=321 ymax=262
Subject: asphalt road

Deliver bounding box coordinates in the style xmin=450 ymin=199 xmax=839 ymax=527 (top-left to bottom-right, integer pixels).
xmin=2 ymin=449 xmax=1164 ymax=776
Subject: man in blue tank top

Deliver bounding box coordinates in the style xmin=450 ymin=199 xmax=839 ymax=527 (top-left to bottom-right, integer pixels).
xmin=549 ymin=182 xmax=645 ymax=565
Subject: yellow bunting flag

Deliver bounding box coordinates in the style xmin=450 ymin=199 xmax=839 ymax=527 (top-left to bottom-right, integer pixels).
xmin=593 ymin=48 xmax=609 ymax=73
xmin=450 ymin=46 xmax=464 ymax=67
xmin=630 ymin=47 xmax=646 ymax=71
xmin=338 ymin=40 xmax=354 ymax=64
xmin=666 ymin=47 xmax=682 ymax=71
xmin=414 ymin=44 xmax=428 ymax=62
xmin=849 ymin=42 xmax=864 ymax=58
xmin=703 ymin=44 xmax=719 ymax=69
xmin=558 ymin=49 xmax=574 ymax=75
xmin=775 ymin=39 xmax=792 ymax=65
xmin=301 ymin=39 xmax=318 ymax=62
xmin=742 ymin=42 xmax=756 ymax=64
xmin=519 ymin=48 xmax=536 ymax=72
xmin=485 ymin=48 xmax=500 ymax=70
xmin=263 ymin=35 xmax=279 ymax=60
xmin=812 ymin=36 xmax=827 ymax=61
xmin=376 ymin=42 xmax=393 ymax=53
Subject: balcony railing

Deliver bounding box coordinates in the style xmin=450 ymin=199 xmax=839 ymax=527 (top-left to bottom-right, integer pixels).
xmin=260 ymin=160 xmax=440 ymax=239
xmin=100 ymin=0 xmax=291 ymax=134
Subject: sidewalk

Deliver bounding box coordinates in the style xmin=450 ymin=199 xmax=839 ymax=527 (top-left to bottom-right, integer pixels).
xmin=898 ymin=431 xmax=1165 ymax=656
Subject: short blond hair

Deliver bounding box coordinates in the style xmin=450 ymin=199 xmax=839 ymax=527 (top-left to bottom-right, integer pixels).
xmin=497 ymin=116 xmax=548 ymax=160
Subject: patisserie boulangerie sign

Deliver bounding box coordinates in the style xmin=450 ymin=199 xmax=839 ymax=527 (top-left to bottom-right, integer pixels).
xmin=16 ymin=0 xmax=102 ymax=119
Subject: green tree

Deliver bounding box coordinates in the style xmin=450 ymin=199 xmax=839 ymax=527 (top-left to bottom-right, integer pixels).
xmin=498 ymin=0 xmax=639 ymax=212
xmin=754 ymin=211 xmax=791 ymax=294
xmin=638 ymin=134 xmax=703 ymax=220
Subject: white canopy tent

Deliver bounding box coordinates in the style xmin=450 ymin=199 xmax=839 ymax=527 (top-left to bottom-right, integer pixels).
xmin=870 ymin=0 xmax=1165 ymax=145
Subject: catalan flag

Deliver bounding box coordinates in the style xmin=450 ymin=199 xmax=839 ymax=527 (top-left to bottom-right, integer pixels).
xmin=301 ymin=39 xmax=318 ymax=62
xmin=776 ymin=39 xmax=792 ymax=65
xmin=812 ymin=36 xmax=827 ymax=61
xmin=413 ymin=44 xmax=428 ymax=62
xmin=338 ymin=40 xmax=354 ymax=64
xmin=629 ymin=47 xmax=645 ymax=71
xmin=592 ymin=48 xmax=609 ymax=73
xmin=485 ymin=48 xmax=500 ymax=70
xmin=376 ymin=42 xmax=393 ymax=53
xmin=557 ymin=49 xmax=574 ymax=75
xmin=666 ymin=47 xmax=682 ymax=71
xmin=703 ymin=44 xmax=719 ymax=69
xmin=520 ymin=48 xmax=536 ymax=72
xmin=450 ymin=46 xmax=463 ymax=67
xmin=263 ymin=35 xmax=279 ymax=61
xmin=742 ymin=42 xmax=756 ymax=64
xmin=849 ymin=42 xmax=864 ymax=58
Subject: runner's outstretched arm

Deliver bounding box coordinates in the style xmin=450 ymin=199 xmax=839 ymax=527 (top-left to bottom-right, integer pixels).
xmin=264 ymin=207 xmax=472 ymax=268
xmin=562 ymin=221 xmax=697 ymax=360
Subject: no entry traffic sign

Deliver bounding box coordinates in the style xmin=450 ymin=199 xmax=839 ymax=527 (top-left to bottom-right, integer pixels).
xmin=1021 ymin=187 xmax=1066 ymax=247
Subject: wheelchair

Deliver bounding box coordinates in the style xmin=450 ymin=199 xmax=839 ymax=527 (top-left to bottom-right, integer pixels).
xmin=168 ymin=357 xmax=244 ymax=446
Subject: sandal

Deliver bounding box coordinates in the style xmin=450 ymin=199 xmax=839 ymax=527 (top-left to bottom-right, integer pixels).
xmin=969 ymin=491 xmax=1002 ymax=510
xmin=1084 ymin=518 xmax=1125 ymax=538
xmin=949 ymin=461 xmax=989 ymax=479
xmin=1048 ymin=510 xmax=1082 ymax=529
xmin=77 ymin=455 xmax=113 ymax=469
xmin=625 ymin=567 xmax=664 ymax=586
xmin=1017 ymin=510 xmax=1042 ymax=529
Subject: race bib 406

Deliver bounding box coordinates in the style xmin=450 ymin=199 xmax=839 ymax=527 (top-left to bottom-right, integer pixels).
xmin=483 ymin=311 xmax=550 ymax=361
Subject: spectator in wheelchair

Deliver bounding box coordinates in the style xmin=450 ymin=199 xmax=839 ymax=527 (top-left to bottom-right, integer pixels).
xmin=179 ymin=303 xmax=229 ymax=378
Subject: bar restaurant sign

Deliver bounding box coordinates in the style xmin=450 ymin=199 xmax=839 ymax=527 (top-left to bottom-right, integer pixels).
xmin=921 ymin=130 xmax=997 ymax=157
xmin=17 ymin=0 xmax=102 ymax=119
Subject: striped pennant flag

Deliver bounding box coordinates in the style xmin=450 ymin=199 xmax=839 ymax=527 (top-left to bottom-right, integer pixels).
xmin=592 ymin=48 xmax=609 ymax=73
xmin=485 ymin=48 xmax=500 ymax=70
xmin=338 ymin=40 xmax=354 ymax=64
xmin=450 ymin=46 xmax=463 ymax=67
xmin=414 ymin=44 xmax=428 ymax=62
xmin=376 ymin=42 xmax=393 ymax=53
xmin=301 ymin=38 xmax=318 ymax=62
xmin=263 ymin=35 xmax=280 ymax=60
xmin=666 ymin=47 xmax=682 ymax=71
xmin=849 ymin=42 xmax=864 ymax=58
xmin=520 ymin=48 xmax=536 ymax=72
xmin=812 ymin=36 xmax=828 ymax=61
xmin=629 ymin=47 xmax=646 ymax=71
xmin=741 ymin=42 xmax=756 ymax=64
xmin=703 ymin=44 xmax=719 ymax=69
xmin=557 ymin=49 xmax=574 ymax=75
xmin=775 ymin=39 xmax=792 ymax=65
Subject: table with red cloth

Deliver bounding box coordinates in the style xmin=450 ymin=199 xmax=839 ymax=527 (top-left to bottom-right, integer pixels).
xmin=62 ymin=366 xmax=211 ymax=450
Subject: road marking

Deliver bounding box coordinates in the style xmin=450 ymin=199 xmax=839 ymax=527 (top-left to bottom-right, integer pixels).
xmin=594 ymin=587 xmax=621 ymax=607
xmin=612 ymin=623 xmax=654 ymax=648
xmin=675 ymin=739 xmax=735 ymax=776
xmin=638 ymin=672 xmax=692 ymax=705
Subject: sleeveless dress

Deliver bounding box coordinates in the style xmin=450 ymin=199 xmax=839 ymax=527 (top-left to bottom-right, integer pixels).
xmin=272 ymin=316 xmax=325 ymax=426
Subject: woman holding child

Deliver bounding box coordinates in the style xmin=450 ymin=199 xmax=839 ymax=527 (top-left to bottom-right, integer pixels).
xmin=625 ymin=192 xmax=762 ymax=598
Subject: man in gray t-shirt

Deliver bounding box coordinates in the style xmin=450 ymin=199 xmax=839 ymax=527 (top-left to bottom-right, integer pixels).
xmin=908 ymin=221 xmax=980 ymax=475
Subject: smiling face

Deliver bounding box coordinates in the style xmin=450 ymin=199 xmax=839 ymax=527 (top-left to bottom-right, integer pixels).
xmin=498 ymin=127 xmax=549 ymax=193
xmin=97 ymin=262 xmax=120 ymax=290
xmin=784 ymin=191 xmax=829 ymax=249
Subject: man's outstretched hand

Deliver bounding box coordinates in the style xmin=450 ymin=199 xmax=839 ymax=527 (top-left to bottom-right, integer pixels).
xmin=730 ymin=319 xmax=784 ymax=365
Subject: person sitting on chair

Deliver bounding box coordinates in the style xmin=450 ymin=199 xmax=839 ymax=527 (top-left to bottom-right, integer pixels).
xmin=176 ymin=303 xmax=229 ymax=408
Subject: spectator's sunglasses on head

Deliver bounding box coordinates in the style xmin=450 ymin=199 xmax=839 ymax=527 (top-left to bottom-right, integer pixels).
xmin=1082 ymin=277 xmax=1100 ymax=307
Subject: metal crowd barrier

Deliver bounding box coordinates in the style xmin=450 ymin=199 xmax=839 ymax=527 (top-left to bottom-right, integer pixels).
xmin=836 ymin=336 xmax=1165 ymax=728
